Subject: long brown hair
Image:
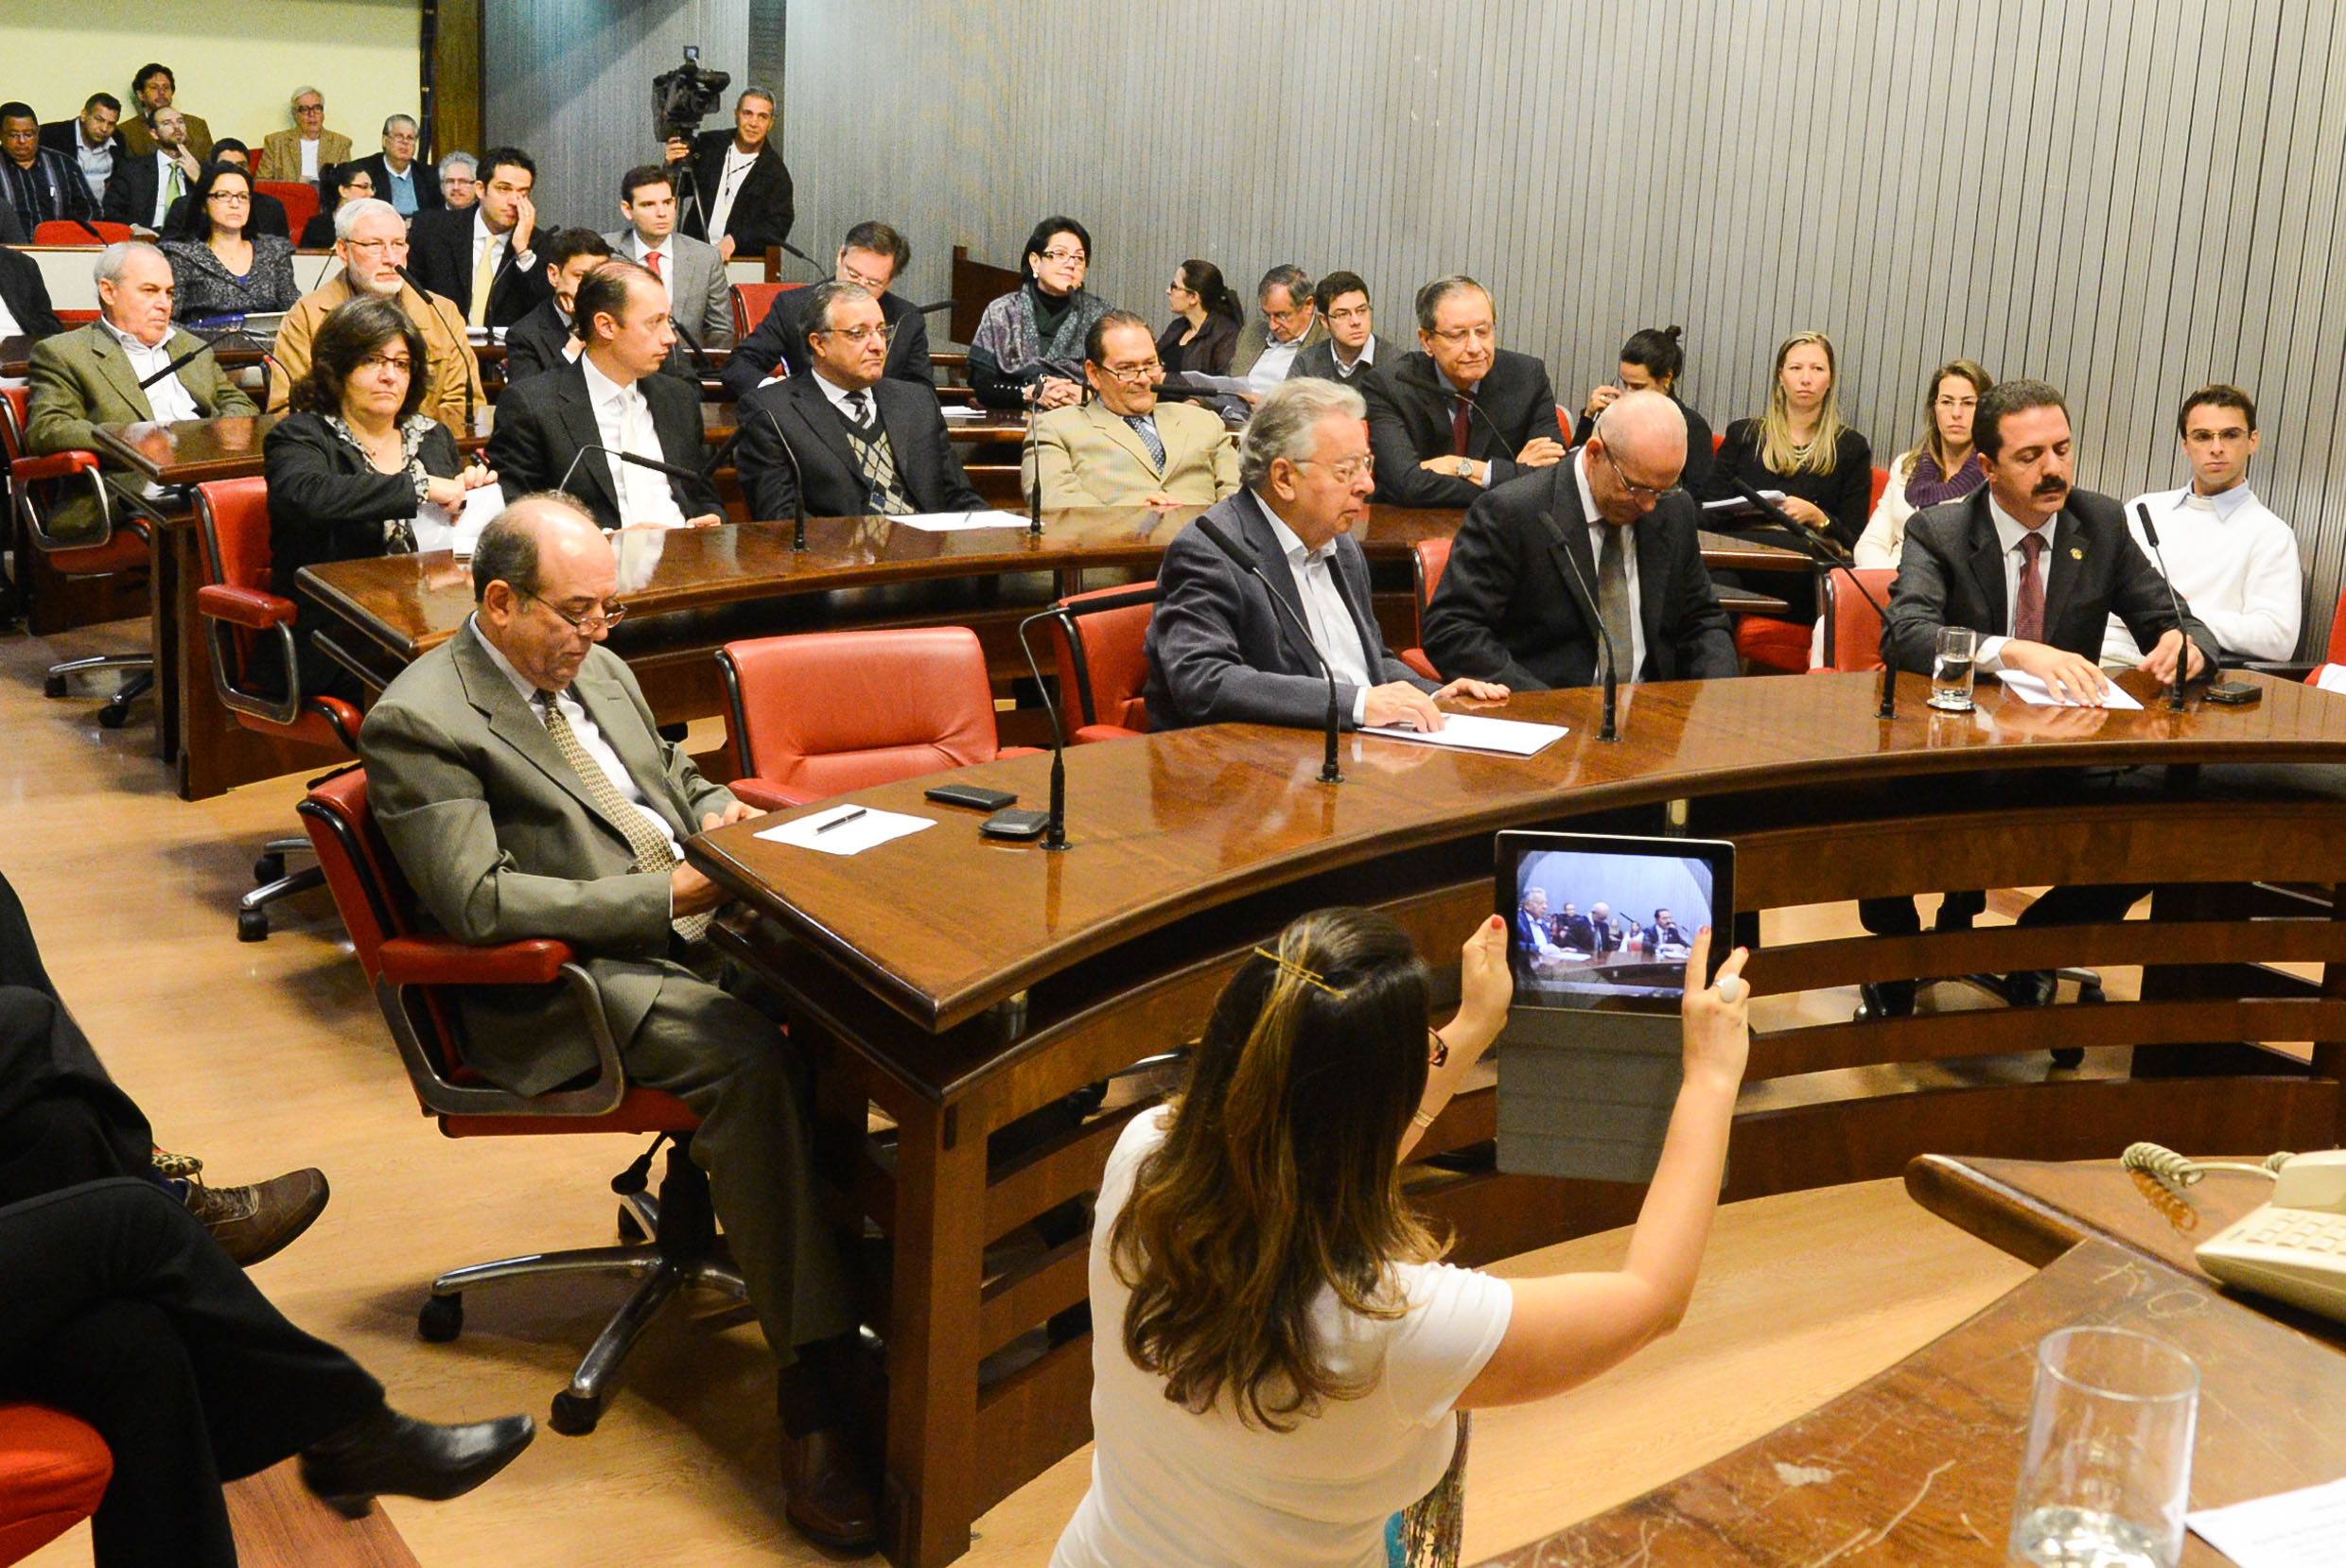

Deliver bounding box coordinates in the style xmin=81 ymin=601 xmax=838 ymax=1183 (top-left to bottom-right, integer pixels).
xmin=1901 ymin=358 xmax=1994 ymax=478
xmin=1757 ymin=330 xmax=1848 ymax=477
xmin=1110 ymin=908 xmax=1441 ymax=1431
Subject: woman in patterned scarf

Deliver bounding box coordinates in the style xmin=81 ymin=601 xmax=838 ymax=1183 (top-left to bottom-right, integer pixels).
xmin=969 ymin=215 xmax=1114 ymax=409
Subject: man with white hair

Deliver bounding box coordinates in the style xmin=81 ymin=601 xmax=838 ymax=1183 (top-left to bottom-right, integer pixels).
xmin=437 ymin=150 xmax=480 ymax=211
xmin=271 ymin=197 xmax=484 ymax=431
xmin=256 ymin=86 xmax=351 ymax=185
xmin=1144 ymin=377 xmax=1508 ymax=731
xmin=1423 ymin=388 xmax=1739 ymax=688
xmin=24 ymin=242 xmax=256 ymax=541
xmin=341 ymin=115 xmax=442 ymax=218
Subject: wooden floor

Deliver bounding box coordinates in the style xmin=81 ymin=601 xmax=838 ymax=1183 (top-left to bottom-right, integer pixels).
xmin=7 ymin=618 xmax=2037 ymax=1568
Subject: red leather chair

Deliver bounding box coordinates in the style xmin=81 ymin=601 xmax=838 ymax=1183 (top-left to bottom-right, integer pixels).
xmin=2 ymin=385 xmax=155 ymax=726
xmin=30 ymin=222 xmax=131 ymax=246
xmin=1814 ymin=566 xmax=1898 ymax=672
xmin=297 ymin=768 xmax=740 ymax=1436
xmin=1400 ymin=537 xmax=1451 ymax=681
xmin=717 ymin=627 xmax=1040 ymax=807
xmin=192 ymin=477 xmax=361 ymax=940
xmin=1045 ymin=581 xmax=1157 ymax=742
xmin=0 ymin=1404 xmax=110 ymax=1564
xmin=254 ymin=181 xmax=319 ymax=241
xmin=729 ymin=281 xmax=804 ymax=340
xmin=1868 ymin=464 xmax=1890 ymax=514
xmin=1731 ymin=466 xmax=1894 ymax=676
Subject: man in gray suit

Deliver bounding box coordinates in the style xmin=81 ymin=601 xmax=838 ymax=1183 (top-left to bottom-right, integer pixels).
xmin=356 ymin=496 xmax=875 ymax=1550
xmin=604 ymin=163 xmax=733 ymax=352
xmin=1226 ymin=263 xmax=1329 ymax=392
xmin=1144 ymin=377 xmax=1507 ymax=731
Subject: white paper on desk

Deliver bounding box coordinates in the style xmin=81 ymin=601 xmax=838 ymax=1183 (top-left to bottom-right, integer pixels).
xmin=939 ymin=405 xmax=985 ymax=421
xmin=2188 ymin=1473 xmax=2346 ymax=1568
xmin=891 ymin=510 xmax=1032 ymax=532
xmin=1360 ymin=713 xmax=1569 ymax=757
xmin=412 ymin=482 xmax=506 ymax=557
xmin=755 ymin=805 xmax=936 ymax=857
xmin=1996 ymin=669 xmax=2145 ymax=710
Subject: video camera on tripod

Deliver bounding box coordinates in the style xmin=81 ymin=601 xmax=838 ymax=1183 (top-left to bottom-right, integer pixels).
xmin=653 ymin=45 xmax=730 ymax=143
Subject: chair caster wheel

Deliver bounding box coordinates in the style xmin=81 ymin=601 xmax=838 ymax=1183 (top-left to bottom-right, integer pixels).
xmin=96 ymin=702 xmax=129 ymax=729
xmin=550 ymin=1390 xmax=602 ymax=1436
xmin=254 ymin=852 xmax=285 ymax=884
xmin=617 ymin=1207 xmax=647 ymax=1243
xmin=43 ymin=675 xmax=66 ymax=699
xmin=2077 ymin=983 xmax=2106 ymax=1004
xmin=417 ymin=1292 xmax=464 ymax=1342
xmin=236 ymin=908 xmax=270 ymax=942
xmin=2050 ymin=1047 xmax=2086 ymax=1070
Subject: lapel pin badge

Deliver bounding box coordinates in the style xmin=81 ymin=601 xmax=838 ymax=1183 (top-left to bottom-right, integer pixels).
xmin=2069 ymin=547 xmax=2084 ymax=559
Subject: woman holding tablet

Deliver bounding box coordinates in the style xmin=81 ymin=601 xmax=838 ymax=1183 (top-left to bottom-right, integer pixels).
xmin=1051 ymin=907 xmax=1749 ymax=1568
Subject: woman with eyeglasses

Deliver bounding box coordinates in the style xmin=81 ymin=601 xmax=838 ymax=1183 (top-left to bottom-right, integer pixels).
xmin=1157 ymin=258 xmax=1243 ymax=378
xmin=1050 ymin=906 xmax=1749 ymax=1568
xmin=301 ymin=166 xmax=376 ymax=249
xmin=1853 ymin=358 xmax=1993 ymax=567
xmin=261 ymin=295 xmax=495 ymax=700
xmin=969 ymin=215 xmax=1114 ymax=409
xmin=1704 ymin=330 xmax=1874 ymax=619
xmin=161 ymin=162 xmax=298 ymax=322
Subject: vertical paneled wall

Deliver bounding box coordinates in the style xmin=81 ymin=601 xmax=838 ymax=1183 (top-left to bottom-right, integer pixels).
xmin=483 ymin=0 xmax=749 ymax=232
xmin=784 ymin=0 xmax=2346 ymax=655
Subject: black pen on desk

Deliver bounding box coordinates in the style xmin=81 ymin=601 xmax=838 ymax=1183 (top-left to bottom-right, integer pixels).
xmin=813 ymin=806 xmax=867 ymax=835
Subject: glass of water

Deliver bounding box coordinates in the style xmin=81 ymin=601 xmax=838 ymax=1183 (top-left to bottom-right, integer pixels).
xmin=2008 ymin=1326 xmax=2198 ymax=1568
xmin=1929 ymin=625 xmax=1978 ymax=711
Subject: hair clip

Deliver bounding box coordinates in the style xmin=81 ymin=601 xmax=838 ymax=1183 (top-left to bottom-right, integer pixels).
xmin=1252 ymin=946 xmax=1339 ymax=994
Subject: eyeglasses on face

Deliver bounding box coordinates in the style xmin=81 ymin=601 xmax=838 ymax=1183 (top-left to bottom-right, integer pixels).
xmin=1428 ymin=322 xmax=1496 ymax=346
xmin=1100 ymin=358 xmax=1163 ymax=383
xmin=524 ymin=591 xmax=629 ymax=633
xmin=1037 ymin=248 xmax=1087 ymax=266
xmin=1297 ymin=454 xmax=1374 ymax=484
xmin=359 ymin=354 xmax=413 ymax=375
xmin=1600 ymin=440 xmax=1675 ymax=502
xmin=345 ymin=237 xmax=409 ymax=257
xmin=817 ymin=323 xmax=894 ymax=346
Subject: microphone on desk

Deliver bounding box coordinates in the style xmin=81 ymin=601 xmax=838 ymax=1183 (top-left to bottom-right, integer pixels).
xmin=1538 ymin=467 xmax=1622 ymax=744
xmin=555 ymin=443 xmax=706 ymax=529
xmin=393 ymin=265 xmax=480 ymax=437
xmin=1023 ymin=384 xmax=1045 ymax=536
xmin=914 ymin=299 xmax=954 ymax=316
xmin=778 ymin=239 xmax=825 ymax=276
xmin=137 ymin=327 xmax=230 ymax=391
xmin=747 ymin=398 xmax=811 ymax=550
xmin=1009 ymin=583 xmax=1165 ymax=853
xmin=1392 ymin=367 xmax=1526 ymax=480
xmin=671 ymin=317 xmax=721 ymax=381
xmin=2133 ymin=500 xmax=2196 ymax=712
xmin=1724 ymin=475 xmax=1900 ymax=720
xmin=1190 ymin=514 xmax=1344 ymax=784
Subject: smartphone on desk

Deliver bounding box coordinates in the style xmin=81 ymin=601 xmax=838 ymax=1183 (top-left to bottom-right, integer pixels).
xmin=2196 ymin=1149 xmax=2346 ymax=1321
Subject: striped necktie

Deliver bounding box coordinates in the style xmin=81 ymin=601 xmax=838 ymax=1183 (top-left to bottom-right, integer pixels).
xmin=534 ymin=690 xmax=710 ymax=943
xmin=1126 ymin=414 xmax=1165 ymax=470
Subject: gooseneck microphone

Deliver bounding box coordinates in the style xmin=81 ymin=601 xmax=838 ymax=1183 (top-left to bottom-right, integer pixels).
xmin=670 ymin=316 xmax=721 ymax=381
xmin=778 ymin=239 xmax=825 ymax=276
xmin=748 ymin=399 xmax=810 ymax=550
xmin=1724 ymin=474 xmax=1899 ymax=720
xmin=1024 ymin=384 xmax=1045 ymax=535
xmin=1539 ymin=464 xmax=1621 ymax=744
xmin=2133 ymin=499 xmax=2195 ymax=712
xmin=556 ymin=442 xmax=705 ymax=529
xmin=393 ymin=264 xmax=479 ymax=438
xmin=1190 ymin=514 xmax=1344 ymax=784
xmin=137 ymin=328 xmax=226 ymax=392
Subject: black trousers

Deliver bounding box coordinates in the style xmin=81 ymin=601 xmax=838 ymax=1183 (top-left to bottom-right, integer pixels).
xmin=0 ymin=1180 xmax=385 ymax=1568
xmin=1858 ymin=886 xmax=2145 ymax=940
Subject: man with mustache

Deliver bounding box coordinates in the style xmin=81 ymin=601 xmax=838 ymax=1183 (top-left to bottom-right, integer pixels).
xmin=1873 ymin=377 xmax=2219 ymax=1017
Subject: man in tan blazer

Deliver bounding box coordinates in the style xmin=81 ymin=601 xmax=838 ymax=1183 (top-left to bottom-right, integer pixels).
xmin=255 ymin=87 xmax=352 ymax=184
xmin=357 ymin=495 xmax=876 ymax=1552
xmin=1027 ymin=311 xmax=1239 ymax=508
xmin=271 ymin=199 xmax=484 ymax=433
xmin=117 ymin=64 xmax=213 ymax=163
xmin=24 ymin=241 xmax=255 ymax=543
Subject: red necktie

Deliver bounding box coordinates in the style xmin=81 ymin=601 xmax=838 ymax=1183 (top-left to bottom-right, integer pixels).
xmin=2013 ymin=531 xmax=2046 ymax=643
xmin=1451 ymin=392 xmax=1473 ymax=457
xmin=645 ymin=250 xmax=663 ymax=280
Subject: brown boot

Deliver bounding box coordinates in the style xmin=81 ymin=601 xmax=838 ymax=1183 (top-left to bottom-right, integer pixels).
xmin=782 ymin=1426 xmax=879 ymax=1553
xmin=182 ymin=1168 xmax=330 ymax=1265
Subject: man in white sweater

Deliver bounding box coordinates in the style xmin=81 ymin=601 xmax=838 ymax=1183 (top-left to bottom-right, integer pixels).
xmin=2104 ymin=383 xmax=2302 ymax=667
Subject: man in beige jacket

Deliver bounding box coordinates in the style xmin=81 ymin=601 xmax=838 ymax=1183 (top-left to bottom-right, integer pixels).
xmin=1027 ymin=311 xmax=1238 ymax=509
xmin=271 ymin=198 xmax=484 ymax=433
xmin=255 ymin=87 xmax=352 ymax=184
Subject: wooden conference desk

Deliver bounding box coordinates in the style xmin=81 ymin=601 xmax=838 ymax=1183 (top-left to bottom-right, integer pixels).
xmin=686 ymin=670 xmax=2346 ymax=1565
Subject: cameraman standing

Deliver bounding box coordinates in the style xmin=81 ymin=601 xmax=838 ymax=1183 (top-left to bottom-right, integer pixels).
xmin=665 ymin=86 xmax=793 ymax=263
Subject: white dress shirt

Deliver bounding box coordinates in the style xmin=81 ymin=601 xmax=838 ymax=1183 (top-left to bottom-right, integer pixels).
xmin=470 ymin=618 xmax=683 ymax=866
xmin=300 ymin=138 xmax=320 ymax=181
xmin=472 ymin=208 xmax=535 ymax=288
xmin=1256 ymin=494 xmax=1374 ymax=723
xmin=1245 ymin=329 xmax=1307 ymax=393
xmin=102 ymin=318 xmax=198 ymax=423
xmin=147 ymin=148 xmax=186 ymax=228
xmin=1328 ymin=335 xmax=1378 ymax=379
xmin=809 ymin=365 xmax=869 ymax=419
xmin=628 ymin=232 xmax=674 ymax=287
xmin=705 ymin=145 xmax=757 ymax=244
xmin=2101 ymin=483 xmax=2302 ymax=665
xmin=1575 ymin=448 xmax=1644 ymax=679
xmin=1974 ymin=495 xmax=2053 ymax=673
xmin=580 ymin=353 xmax=689 ymax=530
xmin=73 ymin=132 xmax=114 ymax=204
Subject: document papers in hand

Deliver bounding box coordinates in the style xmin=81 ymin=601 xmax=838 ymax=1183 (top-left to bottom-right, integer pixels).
xmin=891 ymin=511 xmax=1033 ymax=532
xmin=1996 ymin=670 xmax=2145 ymax=709
xmin=1359 ymin=713 xmax=1568 ymax=757
xmin=2188 ymin=1474 xmax=2346 ymax=1568
xmin=755 ymin=805 xmax=936 ymax=857
xmin=413 ymin=482 xmax=506 ymax=556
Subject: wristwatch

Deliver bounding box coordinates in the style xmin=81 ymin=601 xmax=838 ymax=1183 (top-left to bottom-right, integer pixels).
xmin=1453 ymin=458 xmax=1475 ymax=479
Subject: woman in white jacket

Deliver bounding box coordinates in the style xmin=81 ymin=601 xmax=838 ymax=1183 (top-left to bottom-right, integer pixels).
xmin=1852 ymin=359 xmax=1994 ymax=566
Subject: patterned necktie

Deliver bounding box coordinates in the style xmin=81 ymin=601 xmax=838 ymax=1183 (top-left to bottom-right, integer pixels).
xmin=1451 ymin=392 xmax=1474 ymax=457
xmin=846 ymin=390 xmax=873 ymax=429
xmin=1598 ymin=525 xmax=1636 ymax=681
xmin=1126 ymin=414 xmax=1165 ymax=470
xmin=534 ymin=690 xmax=710 ymax=943
xmin=2013 ymin=531 xmax=2047 ymax=643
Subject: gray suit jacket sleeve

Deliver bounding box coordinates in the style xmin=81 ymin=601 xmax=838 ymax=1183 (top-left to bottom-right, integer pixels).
xmin=1149 ymin=525 xmax=1366 ymax=729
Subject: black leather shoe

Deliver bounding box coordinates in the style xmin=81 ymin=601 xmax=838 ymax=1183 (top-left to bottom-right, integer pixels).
xmin=1859 ymin=980 xmax=1916 ymax=1019
xmin=300 ymin=1406 xmax=534 ymax=1518
xmin=2003 ymin=970 xmax=2058 ymax=1008
xmin=783 ymin=1425 xmax=880 ymax=1553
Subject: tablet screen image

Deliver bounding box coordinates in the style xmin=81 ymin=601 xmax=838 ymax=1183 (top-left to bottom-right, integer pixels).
xmin=1497 ymin=833 xmax=1733 ymax=1013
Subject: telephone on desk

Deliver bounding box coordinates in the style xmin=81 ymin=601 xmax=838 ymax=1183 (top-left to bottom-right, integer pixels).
xmin=2162 ymin=1147 xmax=2346 ymax=1322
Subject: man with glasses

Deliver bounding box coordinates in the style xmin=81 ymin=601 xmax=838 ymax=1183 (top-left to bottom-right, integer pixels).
xmin=736 ymin=279 xmax=982 ymax=521
xmin=1288 ymin=270 xmax=1393 ymax=384
xmin=1027 ymin=310 xmax=1237 ymax=509
xmin=1422 ymin=390 xmax=1737 ymax=689
xmin=489 ymin=261 xmax=724 ymax=531
xmin=357 ymin=494 xmax=879 ymax=1550
xmin=1227 ymin=263 xmax=1328 ymax=394
xmin=1362 ymin=273 xmax=1566 ymax=508
xmin=1 ymin=101 xmax=99 ymax=235
xmin=257 ymin=87 xmax=350 ymax=186
xmin=1145 ymin=377 xmax=1506 ymax=731
xmin=271 ymin=198 xmax=485 ymax=431
xmin=720 ymin=220 xmax=932 ymax=398
xmin=342 ymin=115 xmax=442 ymax=218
